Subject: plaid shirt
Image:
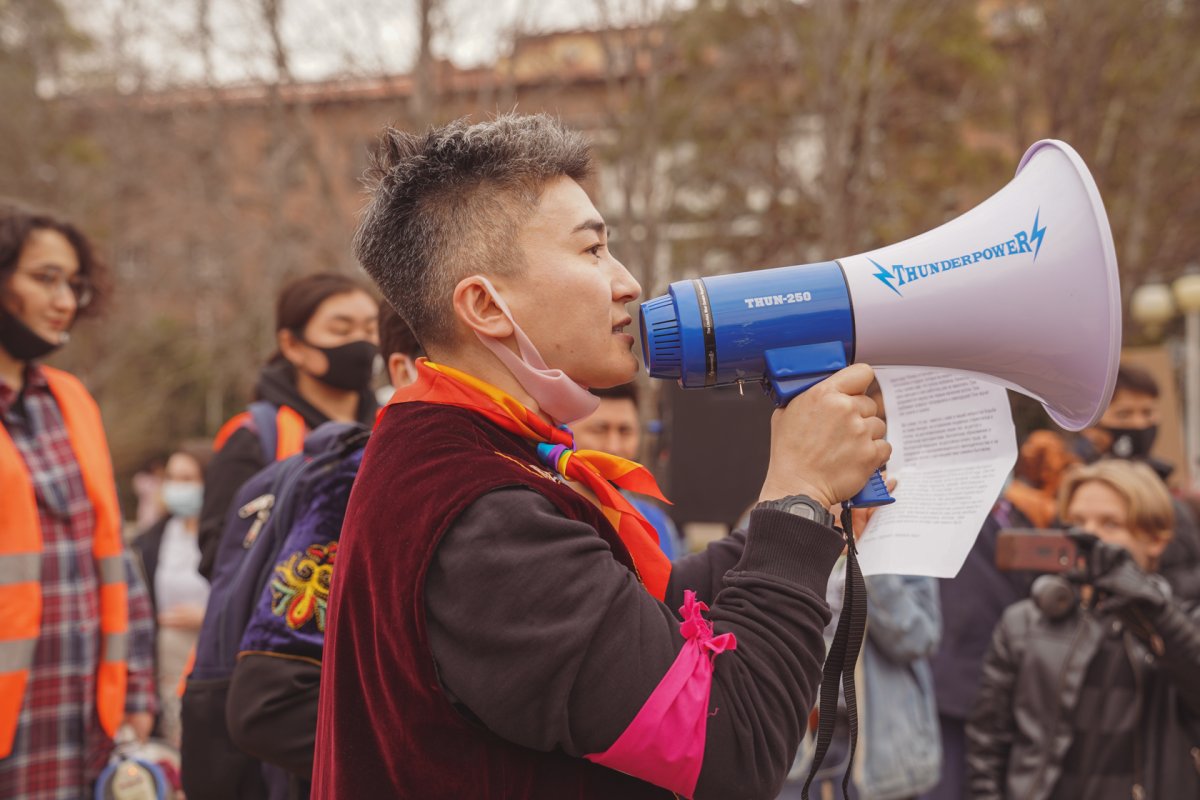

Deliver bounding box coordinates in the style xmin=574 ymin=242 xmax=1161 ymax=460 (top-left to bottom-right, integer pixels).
xmin=0 ymin=365 xmax=157 ymax=799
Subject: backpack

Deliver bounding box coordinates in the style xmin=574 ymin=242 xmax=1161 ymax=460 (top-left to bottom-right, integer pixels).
xmin=180 ymin=421 xmax=369 ymax=800
xmin=213 ymin=400 xmax=308 ymax=463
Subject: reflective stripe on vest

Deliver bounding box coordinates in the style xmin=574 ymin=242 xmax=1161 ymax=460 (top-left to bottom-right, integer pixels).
xmin=0 ymin=552 xmax=40 ymax=586
xmin=0 ymin=367 xmax=128 ymax=757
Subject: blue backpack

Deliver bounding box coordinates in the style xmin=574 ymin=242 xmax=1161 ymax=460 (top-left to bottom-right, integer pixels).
xmin=180 ymin=421 xmax=369 ymax=800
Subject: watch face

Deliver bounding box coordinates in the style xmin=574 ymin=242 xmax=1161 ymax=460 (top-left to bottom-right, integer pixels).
xmin=782 ymin=501 xmax=811 ymax=520
xmin=784 ymin=499 xmax=821 ymax=521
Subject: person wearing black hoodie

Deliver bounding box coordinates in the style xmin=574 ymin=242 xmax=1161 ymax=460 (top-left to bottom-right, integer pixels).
xmin=197 ymin=273 xmax=379 ymax=580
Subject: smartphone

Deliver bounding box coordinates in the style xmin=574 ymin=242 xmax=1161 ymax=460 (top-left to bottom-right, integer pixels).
xmin=995 ymin=529 xmax=1079 ymax=573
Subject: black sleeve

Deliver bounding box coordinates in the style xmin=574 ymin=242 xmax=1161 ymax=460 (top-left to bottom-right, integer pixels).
xmin=966 ymin=607 xmax=1024 ymax=800
xmin=129 ymin=518 xmax=167 ymax=618
xmin=1147 ymin=601 xmax=1200 ymax=718
xmin=664 ymin=528 xmax=748 ymax=608
xmin=198 ymin=427 xmax=266 ymax=581
xmin=1160 ymin=499 xmax=1200 ymax=602
xmin=425 ymin=488 xmax=841 ymax=800
xmin=226 ymin=652 xmax=321 ymax=778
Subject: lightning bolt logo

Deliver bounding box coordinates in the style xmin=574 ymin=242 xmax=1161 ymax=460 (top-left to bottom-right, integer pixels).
xmin=869 ymin=258 xmax=902 ymax=297
xmin=1030 ymin=208 xmax=1046 ymax=262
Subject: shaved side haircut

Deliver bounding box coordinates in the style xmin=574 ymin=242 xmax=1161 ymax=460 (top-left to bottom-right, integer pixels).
xmin=354 ymin=114 xmax=593 ymax=346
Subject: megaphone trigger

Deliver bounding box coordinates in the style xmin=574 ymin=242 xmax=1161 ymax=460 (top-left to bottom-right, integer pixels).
xmin=763 ymin=342 xmax=851 ymax=404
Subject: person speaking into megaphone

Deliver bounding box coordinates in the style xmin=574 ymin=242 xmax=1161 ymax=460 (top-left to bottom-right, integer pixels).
xmin=310 ymin=113 xmax=889 ymax=800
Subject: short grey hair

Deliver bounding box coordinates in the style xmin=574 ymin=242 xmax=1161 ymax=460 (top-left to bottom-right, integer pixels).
xmin=354 ymin=113 xmax=593 ymax=346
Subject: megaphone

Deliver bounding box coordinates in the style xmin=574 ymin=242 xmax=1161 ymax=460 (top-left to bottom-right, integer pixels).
xmin=640 ymin=139 xmax=1121 ymax=507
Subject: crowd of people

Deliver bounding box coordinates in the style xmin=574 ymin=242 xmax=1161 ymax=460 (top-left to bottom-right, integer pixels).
xmin=2 ymin=113 xmax=1198 ymax=800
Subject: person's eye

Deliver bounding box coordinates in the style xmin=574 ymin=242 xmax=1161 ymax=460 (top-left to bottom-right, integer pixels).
xmin=33 ymin=273 xmax=58 ymax=287
xmin=586 ymin=243 xmax=604 ymax=258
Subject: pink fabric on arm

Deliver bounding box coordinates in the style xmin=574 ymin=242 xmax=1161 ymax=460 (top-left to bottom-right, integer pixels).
xmin=585 ymin=591 xmax=737 ymax=799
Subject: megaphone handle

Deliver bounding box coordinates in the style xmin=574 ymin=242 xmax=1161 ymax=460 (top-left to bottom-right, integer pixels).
xmin=761 ymin=345 xmax=893 ymax=508
xmin=847 ymin=470 xmax=895 ymax=509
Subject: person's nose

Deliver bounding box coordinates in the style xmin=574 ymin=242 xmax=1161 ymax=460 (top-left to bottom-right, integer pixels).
xmin=50 ymin=282 xmax=77 ymax=315
xmin=610 ymin=256 xmax=641 ymax=305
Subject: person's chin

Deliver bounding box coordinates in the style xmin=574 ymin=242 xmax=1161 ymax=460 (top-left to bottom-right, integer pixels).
xmin=35 ymin=327 xmax=67 ymax=344
xmin=586 ymin=354 xmax=640 ymax=389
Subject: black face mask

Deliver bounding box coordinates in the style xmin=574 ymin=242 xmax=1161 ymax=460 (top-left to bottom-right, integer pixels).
xmin=0 ymin=309 xmax=65 ymax=362
xmin=303 ymin=338 xmax=379 ymax=392
xmin=1102 ymin=424 xmax=1159 ymax=460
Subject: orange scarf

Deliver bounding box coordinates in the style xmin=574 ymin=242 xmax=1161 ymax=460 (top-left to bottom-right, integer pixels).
xmin=389 ymin=360 xmax=673 ymax=600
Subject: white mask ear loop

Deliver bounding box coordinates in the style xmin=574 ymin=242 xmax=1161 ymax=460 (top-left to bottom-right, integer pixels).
xmin=470 ymin=276 xmax=600 ymax=425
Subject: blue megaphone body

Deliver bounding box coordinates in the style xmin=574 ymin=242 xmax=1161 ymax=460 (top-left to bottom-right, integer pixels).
xmin=641 ymin=261 xmax=895 ymax=508
xmin=641 ymin=261 xmax=855 ymax=402
xmin=639 ymin=140 xmax=1126 ymax=510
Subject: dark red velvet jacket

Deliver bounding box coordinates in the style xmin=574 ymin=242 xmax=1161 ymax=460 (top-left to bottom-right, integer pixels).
xmin=312 ymin=402 xmax=673 ymax=799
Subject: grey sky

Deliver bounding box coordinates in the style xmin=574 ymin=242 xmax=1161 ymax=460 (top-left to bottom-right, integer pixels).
xmin=63 ymin=0 xmax=668 ymax=90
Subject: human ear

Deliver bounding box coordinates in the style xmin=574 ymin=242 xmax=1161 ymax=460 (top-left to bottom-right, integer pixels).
xmin=387 ymin=353 xmax=418 ymax=387
xmin=452 ymin=276 xmax=515 ymax=340
xmin=278 ymin=328 xmax=308 ymax=367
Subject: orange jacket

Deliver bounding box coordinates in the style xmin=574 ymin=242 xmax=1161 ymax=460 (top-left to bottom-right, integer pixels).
xmin=0 ymin=367 xmax=128 ymax=758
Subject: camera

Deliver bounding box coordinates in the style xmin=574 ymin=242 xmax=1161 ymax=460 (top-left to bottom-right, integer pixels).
xmin=995 ymin=528 xmax=1084 ymax=574
xmin=996 ymin=528 xmax=1110 ymax=620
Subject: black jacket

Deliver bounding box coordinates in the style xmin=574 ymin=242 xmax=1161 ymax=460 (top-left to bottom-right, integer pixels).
xmin=930 ymin=504 xmax=1036 ymax=722
xmin=197 ymin=361 xmax=376 ymax=579
xmin=131 ymin=516 xmax=170 ymax=617
xmin=967 ymin=590 xmax=1200 ymax=799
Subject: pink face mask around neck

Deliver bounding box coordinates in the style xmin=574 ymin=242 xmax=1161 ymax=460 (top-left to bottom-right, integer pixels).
xmin=472 ymin=276 xmax=601 ymax=425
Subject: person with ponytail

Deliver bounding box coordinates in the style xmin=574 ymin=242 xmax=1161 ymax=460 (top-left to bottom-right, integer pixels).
xmin=0 ymin=201 xmax=158 ymax=797
xmin=197 ymin=273 xmax=380 ymax=580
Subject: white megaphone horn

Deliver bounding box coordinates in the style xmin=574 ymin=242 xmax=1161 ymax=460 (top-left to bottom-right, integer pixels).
xmin=842 ymin=139 xmax=1121 ymax=431
xmin=641 ymin=140 xmax=1121 ymax=504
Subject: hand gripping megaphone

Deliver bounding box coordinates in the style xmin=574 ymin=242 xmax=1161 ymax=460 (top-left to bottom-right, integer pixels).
xmin=640 ymin=140 xmax=1122 ymax=508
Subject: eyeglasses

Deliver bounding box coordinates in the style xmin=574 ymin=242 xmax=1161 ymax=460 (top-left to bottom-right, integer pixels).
xmin=16 ymin=269 xmax=94 ymax=308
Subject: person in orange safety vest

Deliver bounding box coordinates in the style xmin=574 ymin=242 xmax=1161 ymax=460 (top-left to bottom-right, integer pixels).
xmin=0 ymin=201 xmax=158 ymax=797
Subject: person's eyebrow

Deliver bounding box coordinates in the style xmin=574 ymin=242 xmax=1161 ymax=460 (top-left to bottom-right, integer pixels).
xmin=571 ymin=219 xmax=607 ymax=237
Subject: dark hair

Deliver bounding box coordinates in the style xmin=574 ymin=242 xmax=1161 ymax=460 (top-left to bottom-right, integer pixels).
xmin=354 ymin=113 xmax=593 ymax=347
xmin=0 ymin=199 xmax=109 ymax=318
xmin=271 ymin=272 xmax=374 ymax=364
xmin=379 ymin=300 xmax=423 ymax=360
xmin=1115 ymin=363 xmax=1159 ymax=399
xmin=276 ymin=272 xmax=373 ymax=335
xmin=592 ymin=382 xmax=639 ymax=405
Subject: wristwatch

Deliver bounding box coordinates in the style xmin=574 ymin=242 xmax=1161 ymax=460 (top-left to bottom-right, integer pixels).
xmin=755 ymin=494 xmax=837 ymax=528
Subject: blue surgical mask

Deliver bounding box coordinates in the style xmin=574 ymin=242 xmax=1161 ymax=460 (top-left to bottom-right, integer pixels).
xmin=162 ymin=481 xmax=204 ymax=519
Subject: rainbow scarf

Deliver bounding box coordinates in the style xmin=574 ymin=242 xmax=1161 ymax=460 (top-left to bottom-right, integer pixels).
xmin=389 ymin=360 xmax=673 ymax=600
